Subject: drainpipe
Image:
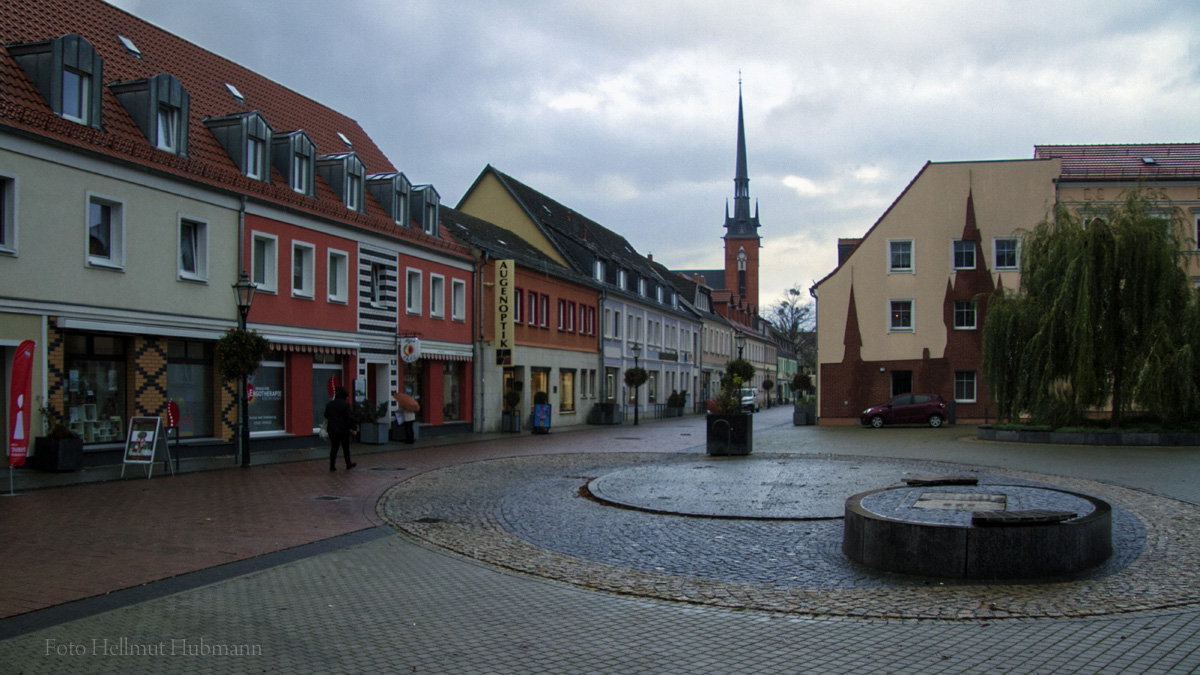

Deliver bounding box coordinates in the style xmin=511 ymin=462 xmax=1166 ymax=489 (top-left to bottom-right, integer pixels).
xmin=475 ymin=250 xmax=488 ymax=432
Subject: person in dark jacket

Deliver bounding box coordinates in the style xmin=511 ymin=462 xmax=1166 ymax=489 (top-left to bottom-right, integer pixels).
xmin=324 ymin=386 xmax=357 ymax=471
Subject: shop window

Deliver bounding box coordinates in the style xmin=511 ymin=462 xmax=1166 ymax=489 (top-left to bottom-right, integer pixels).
xmin=312 ymin=355 xmax=343 ymax=429
xmin=451 ymin=279 xmax=466 ymax=321
xmin=531 ymin=368 xmax=549 ymax=402
xmin=442 ymin=361 xmax=463 ymax=421
xmin=87 ymin=194 xmax=124 ymax=268
xmin=292 ymin=242 xmax=315 ymax=298
xmin=178 ymin=217 xmax=208 ymax=281
xmin=560 ymin=369 xmax=575 ymax=413
xmin=248 ymin=351 xmax=285 ymax=433
xmin=64 ymin=334 xmax=126 ymax=444
xmin=430 ymin=274 xmax=445 ymax=318
xmin=251 ymin=233 xmax=278 ymax=293
xmin=167 ymin=339 xmax=213 ymax=438
xmin=328 ymin=250 xmax=349 ymax=303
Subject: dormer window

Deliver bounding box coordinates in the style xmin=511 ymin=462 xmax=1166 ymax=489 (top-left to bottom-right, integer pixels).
xmin=617 ymin=269 xmax=627 ymax=290
xmin=111 ymin=74 xmax=190 ymax=155
xmin=315 ymin=152 xmax=366 ymax=212
xmin=638 ymin=277 xmax=646 ymax=296
xmin=656 ymin=285 xmax=664 ymax=303
xmin=593 ymin=259 xmax=605 ymax=281
xmin=204 ymin=111 xmax=273 ymax=180
xmin=9 ymin=34 xmax=104 ymax=129
xmin=270 ymin=130 xmax=316 ymax=196
xmin=366 ymin=172 xmax=411 ymax=225
xmin=411 ymin=185 xmax=440 ymax=236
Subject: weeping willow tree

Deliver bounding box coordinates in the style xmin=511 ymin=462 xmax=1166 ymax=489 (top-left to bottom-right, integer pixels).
xmin=982 ymin=189 xmax=1200 ymax=427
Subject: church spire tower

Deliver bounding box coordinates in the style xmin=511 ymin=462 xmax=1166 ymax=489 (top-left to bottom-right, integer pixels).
xmin=724 ymin=78 xmax=762 ymax=314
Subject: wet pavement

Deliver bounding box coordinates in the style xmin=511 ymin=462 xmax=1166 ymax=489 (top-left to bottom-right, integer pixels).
xmin=2 ymin=407 xmax=1200 ymax=673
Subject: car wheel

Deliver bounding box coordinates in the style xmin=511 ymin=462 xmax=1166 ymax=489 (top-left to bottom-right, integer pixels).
xmin=928 ymin=414 xmax=943 ymax=428
xmin=870 ymin=415 xmax=884 ymax=429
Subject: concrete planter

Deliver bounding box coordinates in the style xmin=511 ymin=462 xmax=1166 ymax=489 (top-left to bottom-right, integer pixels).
xmin=32 ymin=436 xmax=83 ymax=472
xmin=501 ymin=412 xmax=522 ymax=433
xmin=706 ymin=413 xmax=753 ymax=456
xmin=358 ymin=422 xmax=389 ymax=445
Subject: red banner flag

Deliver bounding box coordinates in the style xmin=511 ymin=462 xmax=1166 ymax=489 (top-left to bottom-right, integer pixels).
xmin=8 ymin=340 xmax=35 ymax=467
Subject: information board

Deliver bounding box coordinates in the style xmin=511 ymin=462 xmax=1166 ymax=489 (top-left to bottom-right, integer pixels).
xmin=121 ymin=416 xmax=171 ymax=478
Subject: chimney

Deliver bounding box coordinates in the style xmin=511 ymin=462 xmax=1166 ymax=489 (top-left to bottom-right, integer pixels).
xmin=647 ymin=253 xmax=653 ymax=263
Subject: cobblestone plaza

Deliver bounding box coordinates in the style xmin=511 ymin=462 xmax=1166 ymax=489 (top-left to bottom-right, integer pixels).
xmin=3 ymin=407 xmax=1200 ymax=673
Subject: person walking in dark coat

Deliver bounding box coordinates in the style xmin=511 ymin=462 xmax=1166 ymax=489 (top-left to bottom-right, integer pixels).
xmin=324 ymin=386 xmax=357 ymax=471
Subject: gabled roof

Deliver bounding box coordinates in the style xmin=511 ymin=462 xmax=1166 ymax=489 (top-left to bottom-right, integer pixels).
xmin=0 ymin=0 xmax=469 ymax=259
xmin=1035 ymin=143 xmax=1200 ymax=180
xmin=441 ymin=207 xmax=587 ymax=286
xmin=673 ymin=269 xmax=725 ymax=290
xmin=467 ymin=165 xmax=693 ymax=317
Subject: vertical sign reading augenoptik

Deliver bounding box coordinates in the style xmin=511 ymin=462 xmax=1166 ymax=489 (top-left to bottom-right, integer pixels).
xmin=495 ymin=260 xmax=515 ymax=366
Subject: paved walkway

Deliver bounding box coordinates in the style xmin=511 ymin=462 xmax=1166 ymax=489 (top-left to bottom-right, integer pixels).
xmin=1 ymin=408 xmax=1199 ymax=673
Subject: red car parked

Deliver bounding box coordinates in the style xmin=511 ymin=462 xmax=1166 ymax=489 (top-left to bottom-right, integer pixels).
xmin=860 ymin=393 xmax=948 ymax=428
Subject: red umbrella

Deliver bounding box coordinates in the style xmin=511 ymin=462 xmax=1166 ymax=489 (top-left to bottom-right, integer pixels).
xmin=392 ymin=392 xmax=420 ymax=412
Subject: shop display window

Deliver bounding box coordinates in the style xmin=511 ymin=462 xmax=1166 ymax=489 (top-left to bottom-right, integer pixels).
xmin=442 ymin=361 xmax=462 ymax=421
xmin=167 ymin=339 xmax=213 ymax=437
xmin=64 ymin=333 xmax=126 ymax=443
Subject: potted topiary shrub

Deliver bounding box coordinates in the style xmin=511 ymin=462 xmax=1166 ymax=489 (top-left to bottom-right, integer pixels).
xmin=666 ymin=389 xmax=687 ymax=417
xmin=502 ymin=388 xmax=522 ymax=433
xmin=762 ymin=379 xmax=774 ymax=409
xmin=32 ymin=398 xmax=83 ymax=472
xmin=354 ymin=397 xmax=390 ymax=444
xmin=706 ymin=359 xmax=755 ymax=456
xmin=792 ymin=372 xmax=816 ymax=425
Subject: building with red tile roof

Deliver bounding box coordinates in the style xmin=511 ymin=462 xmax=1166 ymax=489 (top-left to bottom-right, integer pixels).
xmin=0 ymin=0 xmax=474 ymax=466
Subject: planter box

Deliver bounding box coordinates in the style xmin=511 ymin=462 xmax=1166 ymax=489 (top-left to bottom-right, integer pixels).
xmin=665 ymin=406 xmax=684 ymax=418
xmin=588 ymin=402 xmax=622 ymax=425
xmin=706 ymin=413 xmax=753 ymax=456
xmin=32 ymin=436 xmax=84 ymax=472
xmin=793 ymin=403 xmax=817 ymax=426
xmin=358 ymin=422 xmax=389 ymax=445
xmin=501 ymin=412 xmax=522 ymax=433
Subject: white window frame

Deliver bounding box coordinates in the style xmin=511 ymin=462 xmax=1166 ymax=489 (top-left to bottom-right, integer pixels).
xmin=85 ymin=192 xmax=124 ymax=269
xmin=888 ymin=238 xmax=914 ymax=274
xmin=251 ymin=232 xmax=278 ymax=293
xmin=347 ymin=172 xmax=362 ymax=212
xmin=327 ymin=249 xmax=349 ymax=304
xmin=638 ymin=278 xmax=646 ymax=296
xmin=617 ymin=269 xmax=627 ymax=290
xmin=429 ymin=273 xmax=445 ymax=318
xmin=292 ymin=152 xmax=310 ymax=194
xmin=451 ymin=278 xmax=466 ymax=322
xmin=557 ymin=299 xmax=566 ymax=330
xmin=406 ymin=268 xmax=422 ymax=315
xmin=246 ymin=135 xmax=266 ymax=180
xmin=291 ymin=241 xmax=315 ymax=299
xmin=951 ymin=239 xmax=976 ymax=271
xmin=540 ymin=294 xmax=549 ymax=328
xmin=994 ymin=237 xmax=1020 ymax=271
xmin=0 ymin=172 xmax=17 ymax=255
xmin=953 ymin=299 xmax=977 ymax=330
xmin=61 ymin=67 xmax=89 ymax=125
xmin=594 ymin=259 xmax=605 ymax=281
xmin=156 ymin=103 xmax=180 ymax=153
xmin=888 ymin=298 xmax=914 ymax=333
xmin=177 ymin=215 xmax=208 ymax=282
xmin=955 ymin=370 xmax=977 ymax=403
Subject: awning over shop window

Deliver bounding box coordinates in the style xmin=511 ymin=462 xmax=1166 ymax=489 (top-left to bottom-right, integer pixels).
xmin=269 ymin=342 xmax=356 ymax=355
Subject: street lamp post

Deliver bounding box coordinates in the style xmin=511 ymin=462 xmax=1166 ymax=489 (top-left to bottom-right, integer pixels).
xmin=233 ymin=271 xmax=257 ymax=468
xmin=631 ymin=342 xmax=642 ymax=426
xmin=735 ymin=331 xmax=746 ymax=360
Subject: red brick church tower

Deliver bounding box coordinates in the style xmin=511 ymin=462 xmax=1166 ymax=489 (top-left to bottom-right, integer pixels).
xmin=723 ymin=82 xmax=762 ymax=315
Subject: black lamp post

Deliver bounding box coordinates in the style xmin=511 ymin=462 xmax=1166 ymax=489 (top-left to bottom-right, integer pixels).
xmin=631 ymin=342 xmax=642 ymax=426
xmin=735 ymin=331 xmax=746 ymax=360
xmin=233 ymin=271 xmax=257 ymax=468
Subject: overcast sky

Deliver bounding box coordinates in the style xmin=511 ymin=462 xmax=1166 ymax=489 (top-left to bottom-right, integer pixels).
xmin=109 ymin=0 xmax=1200 ymax=311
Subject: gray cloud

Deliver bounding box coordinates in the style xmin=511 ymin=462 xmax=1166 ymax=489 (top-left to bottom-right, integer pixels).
xmin=110 ymin=0 xmax=1200 ymax=309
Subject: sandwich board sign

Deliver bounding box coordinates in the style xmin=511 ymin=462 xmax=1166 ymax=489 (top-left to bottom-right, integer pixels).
xmin=121 ymin=416 xmax=172 ymax=478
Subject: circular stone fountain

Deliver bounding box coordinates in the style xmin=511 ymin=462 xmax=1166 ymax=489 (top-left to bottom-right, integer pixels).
xmin=843 ymin=481 xmax=1112 ymax=579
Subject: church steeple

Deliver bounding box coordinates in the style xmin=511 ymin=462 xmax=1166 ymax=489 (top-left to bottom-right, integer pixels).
xmin=725 ymin=79 xmax=760 ymax=238
xmin=722 ymin=78 xmax=762 ymax=314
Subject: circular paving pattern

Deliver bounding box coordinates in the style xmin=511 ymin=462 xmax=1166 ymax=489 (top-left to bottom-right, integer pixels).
xmin=378 ymin=452 xmax=1200 ymax=620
